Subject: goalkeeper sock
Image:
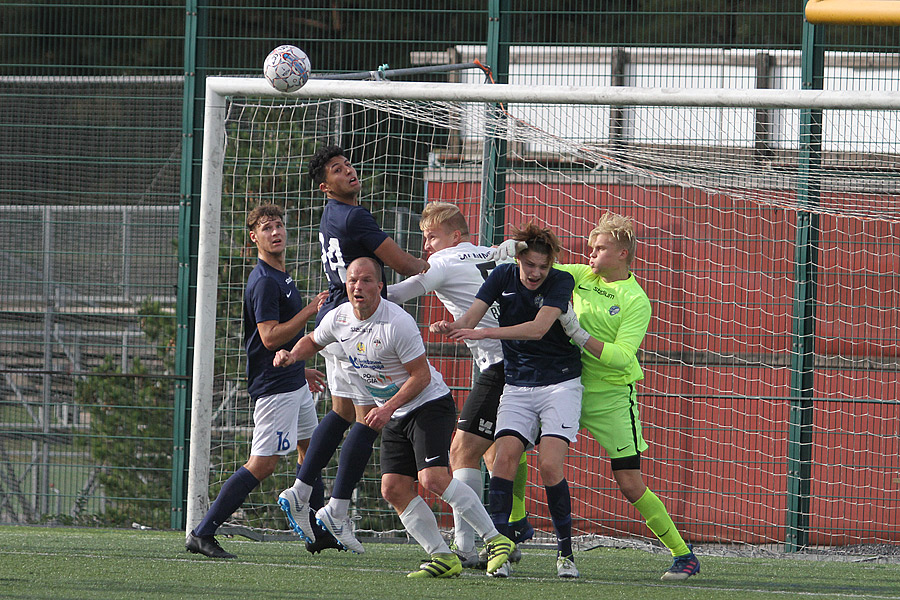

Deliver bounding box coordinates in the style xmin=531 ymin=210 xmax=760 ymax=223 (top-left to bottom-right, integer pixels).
xmin=509 ymin=452 xmax=528 ymax=523
xmin=633 ymin=488 xmax=690 ymax=557
xmin=194 ymin=466 xmax=260 ymax=537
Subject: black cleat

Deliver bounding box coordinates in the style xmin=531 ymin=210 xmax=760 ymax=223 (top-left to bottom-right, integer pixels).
xmin=304 ymin=528 xmax=347 ymax=554
xmin=185 ymin=532 xmax=236 ymax=559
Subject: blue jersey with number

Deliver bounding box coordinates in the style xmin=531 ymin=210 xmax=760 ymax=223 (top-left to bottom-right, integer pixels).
xmin=244 ymin=260 xmax=307 ymax=400
xmin=316 ymin=198 xmax=389 ymax=325
xmin=475 ymin=262 xmax=582 ymax=386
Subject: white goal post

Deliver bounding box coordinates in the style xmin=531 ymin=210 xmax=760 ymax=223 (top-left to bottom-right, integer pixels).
xmin=189 ymin=76 xmax=900 ymax=551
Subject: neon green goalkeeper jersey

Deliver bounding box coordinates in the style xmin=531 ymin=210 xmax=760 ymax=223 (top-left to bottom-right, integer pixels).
xmin=555 ymin=263 xmax=651 ymax=387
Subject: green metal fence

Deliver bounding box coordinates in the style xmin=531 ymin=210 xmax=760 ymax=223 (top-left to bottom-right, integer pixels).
xmin=2 ymin=3 xmax=898 ymax=551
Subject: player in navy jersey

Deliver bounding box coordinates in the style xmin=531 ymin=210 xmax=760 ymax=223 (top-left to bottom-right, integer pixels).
xmin=277 ymin=145 xmax=429 ymax=554
xmin=186 ymin=204 xmax=326 ymax=559
xmin=431 ymin=222 xmax=583 ymax=578
xmin=275 ymin=257 xmax=514 ymax=578
xmin=495 ymin=213 xmax=700 ymax=581
xmin=386 ymin=202 xmax=534 ymax=567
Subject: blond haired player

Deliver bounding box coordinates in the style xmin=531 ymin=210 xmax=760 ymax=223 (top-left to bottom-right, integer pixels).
xmin=387 ymin=202 xmax=534 ymax=568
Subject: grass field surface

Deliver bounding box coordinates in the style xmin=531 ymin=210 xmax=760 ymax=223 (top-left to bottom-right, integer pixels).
xmin=2 ymin=525 xmax=899 ymax=600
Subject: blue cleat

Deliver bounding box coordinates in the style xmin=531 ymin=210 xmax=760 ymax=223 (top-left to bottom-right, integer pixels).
xmin=278 ymin=487 xmax=315 ymax=543
xmin=661 ymin=545 xmax=700 ymax=581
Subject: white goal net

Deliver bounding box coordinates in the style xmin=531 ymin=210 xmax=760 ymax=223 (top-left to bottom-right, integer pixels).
xmin=190 ymin=78 xmax=900 ymax=553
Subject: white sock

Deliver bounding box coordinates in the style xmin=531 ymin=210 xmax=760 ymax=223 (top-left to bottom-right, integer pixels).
xmin=442 ymin=477 xmax=499 ymax=542
xmin=326 ymin=497 xmax=351 ymax=519
xmin=451 ymin=468 xmax=483 ymax=552
xmin=291 ymin=479 xmax=312 ymax=501
xmin=399 ymin=495 xmax=451 ymax=556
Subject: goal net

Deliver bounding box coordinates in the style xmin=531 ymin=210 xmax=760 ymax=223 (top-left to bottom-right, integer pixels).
xmin=191 ymin=77 xmax=900 ymax=553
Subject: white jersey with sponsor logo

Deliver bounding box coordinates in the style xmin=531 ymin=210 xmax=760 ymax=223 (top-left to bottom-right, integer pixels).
xmin=312 ymin=298 xmax=450 ymax=419
xmin=388 ymin=242 xmax=504 ymax=372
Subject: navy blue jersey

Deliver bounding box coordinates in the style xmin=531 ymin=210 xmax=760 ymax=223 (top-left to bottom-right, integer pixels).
xmin=316 ymin=198 xmax=389 ymax=325
xmin=475 ymin=262 xmax=582 ymax=386
xmin=243 ymin=260 xmax=307 ymax=400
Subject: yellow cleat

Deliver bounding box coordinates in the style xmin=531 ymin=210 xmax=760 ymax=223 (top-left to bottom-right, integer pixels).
xmin=485 ymin=534 xmax=515 ymax=574
xmin=408 ymin=553 xmax=463 ymax=578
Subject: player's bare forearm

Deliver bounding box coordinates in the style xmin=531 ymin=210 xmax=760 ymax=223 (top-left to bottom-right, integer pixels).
xmin=365 ymin=355 xmax=430 ymax=429
xmin=375 ymin=237 xmax=430 ymax=276
xmin=259 ymin=290 xmax=328 ymax=350
xmin=582 ymin=336 xmax=604 ymax=360
xmin=448 ymin=327 xmax=482 ymax=341
xmin=273 ymin=334 xmax=323 ymax=367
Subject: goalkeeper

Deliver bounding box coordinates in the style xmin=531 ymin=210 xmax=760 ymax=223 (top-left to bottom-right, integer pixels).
xmin=493 ymin=211 xmax=700 ymax=581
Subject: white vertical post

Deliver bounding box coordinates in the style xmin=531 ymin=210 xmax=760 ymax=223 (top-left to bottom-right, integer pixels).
xmin=185 ymin=82 xmax=227 ymax=535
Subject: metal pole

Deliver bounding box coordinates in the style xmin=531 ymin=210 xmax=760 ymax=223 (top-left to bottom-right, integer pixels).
xmin=171 ymin=0 xmax=200 ymax=530
xmin=40 ymin=207 xmax=54 ymax=518
xmin=786 ymin=17 xmax=824 ymax=554
xmin=480 ymin=0 xmax=510 ymax=246
xmin=184 ymin=80 xmax=226 ymax=535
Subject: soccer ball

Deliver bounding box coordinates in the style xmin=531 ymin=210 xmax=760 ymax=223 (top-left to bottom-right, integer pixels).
xmin=263 ymin=45 xmax=311 ymax=93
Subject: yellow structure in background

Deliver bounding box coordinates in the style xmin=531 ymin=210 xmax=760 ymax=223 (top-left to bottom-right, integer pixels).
xmin=806 ymin=0 xmax=900 ymax=25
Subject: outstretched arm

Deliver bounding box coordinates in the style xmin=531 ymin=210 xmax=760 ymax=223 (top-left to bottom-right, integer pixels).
xmin=429 ymin=298 xmax=490 ymax=335
xmin=273 ymin=332 xmax=326 ymax=367
xmin=450 ymin=304 xmax=562 ymax=342
xmin=386 ymin=277 xmax=429 ymax=304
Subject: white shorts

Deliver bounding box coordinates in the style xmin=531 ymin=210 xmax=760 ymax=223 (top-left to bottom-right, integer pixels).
xmin=324 ymin=343 xmax=374 ymax=406
xmin=495 ymin=377 xmax=584 ymax=445
xmin=251 ymin=386 xmax=319 ymax=457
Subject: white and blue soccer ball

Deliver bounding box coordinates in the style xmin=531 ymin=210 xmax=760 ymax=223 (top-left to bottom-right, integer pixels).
xmin=263 ymin=45 xmax=311 ymax=93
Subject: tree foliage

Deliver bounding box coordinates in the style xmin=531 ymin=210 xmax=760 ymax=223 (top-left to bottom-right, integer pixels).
xmin=74 ymin=300 xmax=176 ymax=528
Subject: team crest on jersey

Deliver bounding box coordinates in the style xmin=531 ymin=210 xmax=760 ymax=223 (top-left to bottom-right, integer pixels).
xmin=609 ymin=305 xmax=620 ymax=316
xmin=356 ymin=341 xmax=366 ymax=353
xmin=533 ymin=294 xmax=544 ymax=308
xmin=372 ymin=338 xmax=383 ymax=349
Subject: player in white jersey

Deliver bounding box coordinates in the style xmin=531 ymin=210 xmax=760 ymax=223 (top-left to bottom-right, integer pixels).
xmin=387 ymin=202 xmax=534 ymax=566
xmin=275 ymin=257 xmax=514 ymax=578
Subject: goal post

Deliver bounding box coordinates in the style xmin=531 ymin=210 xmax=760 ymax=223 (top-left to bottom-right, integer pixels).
xmin=189 ymin=76 xmax=900 ymax=551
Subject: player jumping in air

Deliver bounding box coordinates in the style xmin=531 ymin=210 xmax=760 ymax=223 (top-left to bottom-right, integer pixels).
xmin=276 ymin=145 xmax=429 ymax=554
